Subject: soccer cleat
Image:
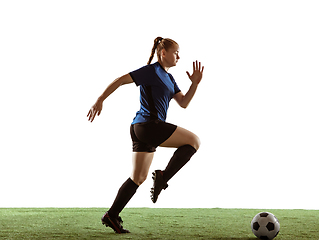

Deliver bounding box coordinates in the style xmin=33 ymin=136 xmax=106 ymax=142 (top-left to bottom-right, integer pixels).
xmin=150 ymin=170 xmax=168 ymax=203
xmin=101 ymin=212 xmax=130 ymax=234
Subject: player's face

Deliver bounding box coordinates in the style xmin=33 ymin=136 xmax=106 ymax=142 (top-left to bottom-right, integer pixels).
xmin=162 ymin=45 xmax=180 ymax=67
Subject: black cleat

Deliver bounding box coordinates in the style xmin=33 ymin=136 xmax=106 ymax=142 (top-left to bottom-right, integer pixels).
xmin=150 ymin=170 xmax=168 ymax=203
xmin=101 ymin=212 xmax=130 ymax=234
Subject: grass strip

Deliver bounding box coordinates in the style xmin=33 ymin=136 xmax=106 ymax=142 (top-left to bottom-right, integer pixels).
xmin=0 ymin=208 xmax=318 ymax=239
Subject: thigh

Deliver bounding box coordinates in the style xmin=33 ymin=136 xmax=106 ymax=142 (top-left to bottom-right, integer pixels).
xmin=131 ymin=152 xmax=154 ymax=185
xmin=133 ymin=120 xmax=177 ymax=149
xmin=160 ymin=126 xmax=200 ymax=150
xmin=130 ymin=124 xmax=156 ymax=152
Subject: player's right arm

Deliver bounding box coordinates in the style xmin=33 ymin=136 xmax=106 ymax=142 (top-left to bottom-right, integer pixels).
xmin=87 ymin=74 xmax=133 ymax=122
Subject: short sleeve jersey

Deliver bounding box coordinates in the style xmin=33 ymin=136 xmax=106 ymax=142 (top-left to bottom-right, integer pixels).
xmin=129 ymin=62 xmax=181 ymax=124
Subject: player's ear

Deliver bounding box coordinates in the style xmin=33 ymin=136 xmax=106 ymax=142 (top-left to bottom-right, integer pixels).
xmin=161 ymin=49 xmax=166 ymax=57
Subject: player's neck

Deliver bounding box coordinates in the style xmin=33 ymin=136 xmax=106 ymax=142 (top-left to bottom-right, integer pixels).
xmin=158 ymin=60 xmax=170 ymax=72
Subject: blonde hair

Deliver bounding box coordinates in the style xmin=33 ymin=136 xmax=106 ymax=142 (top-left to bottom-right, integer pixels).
xmin=147 ymin=37 xmax=179 ymax=65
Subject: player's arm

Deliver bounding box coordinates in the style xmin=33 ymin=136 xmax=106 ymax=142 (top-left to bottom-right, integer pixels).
xmin=174 ymin=61 xmax=204 ymax=109
xmin=174 ymin=84 xmax=198 ymax=108
xmin=98 ymin=74 xmax=133 ymax=102
xmin=87 ymin=74 xmax=133 ymax=122
xmin=173 ymin=85 xmax=198 ymax=109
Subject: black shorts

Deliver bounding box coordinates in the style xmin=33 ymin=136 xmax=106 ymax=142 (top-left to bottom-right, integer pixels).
xmin=130 ymin=120 xmax=177 ymax=152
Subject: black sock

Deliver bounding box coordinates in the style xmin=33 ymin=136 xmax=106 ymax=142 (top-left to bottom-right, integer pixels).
xmin=108 ymin=178 xmax=139 ymax=218
xmin=162 ymin=144 xmax=197 ymax=183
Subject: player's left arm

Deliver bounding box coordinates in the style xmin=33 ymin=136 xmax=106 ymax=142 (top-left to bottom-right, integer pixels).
xmin=174 ymin=60 xmax=204 ymax=108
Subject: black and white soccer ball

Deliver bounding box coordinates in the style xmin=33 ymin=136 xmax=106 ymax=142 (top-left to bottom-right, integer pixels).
xmin=251 ymin=212 xmax=280 ymax=240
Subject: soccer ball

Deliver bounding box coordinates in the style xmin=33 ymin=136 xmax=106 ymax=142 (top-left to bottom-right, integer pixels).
xmin=251 ymin=212 xmax=280 ymax=240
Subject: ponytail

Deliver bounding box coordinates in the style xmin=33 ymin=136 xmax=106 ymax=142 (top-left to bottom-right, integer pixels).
xmin=147 ymin=37 xmax=163 ymax=65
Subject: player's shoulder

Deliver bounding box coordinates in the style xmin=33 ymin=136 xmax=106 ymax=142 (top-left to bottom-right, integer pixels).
xmin=138 ymin=62 xmax=157 ymax=72
xmin=130 ymin=63 xmax=155 ymax=76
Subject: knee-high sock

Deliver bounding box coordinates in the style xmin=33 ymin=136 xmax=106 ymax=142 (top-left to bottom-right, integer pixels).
xmin=108 ymin=178 xmax=139 ymax=217
xmin=162 ymin=144 xmax=197 ymax=183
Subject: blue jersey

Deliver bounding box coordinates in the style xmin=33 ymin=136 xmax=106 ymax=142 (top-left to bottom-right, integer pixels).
xmin=129 ymin=62 xmax=181 ymax=124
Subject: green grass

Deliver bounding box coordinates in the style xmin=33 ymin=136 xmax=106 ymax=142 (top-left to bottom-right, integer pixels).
xmin=0 ymin=208 xmax=318 ymax=239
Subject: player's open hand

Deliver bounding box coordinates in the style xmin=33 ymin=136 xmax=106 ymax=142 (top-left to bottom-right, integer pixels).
xmin=186 ymin=60 xmax=204 ymax=85
xmin=87 ymin=99 xmax=103 ymax=122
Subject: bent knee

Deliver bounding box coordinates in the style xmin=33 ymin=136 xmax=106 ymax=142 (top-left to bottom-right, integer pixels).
xmin=189 ymin=134 xmax=201 ymax=151
xmin=132 ymin=174 xmax=148 ymax=186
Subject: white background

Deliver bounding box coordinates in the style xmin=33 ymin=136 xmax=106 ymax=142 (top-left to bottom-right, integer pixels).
xmin=1 ymin=0 xmax=318 ymax=209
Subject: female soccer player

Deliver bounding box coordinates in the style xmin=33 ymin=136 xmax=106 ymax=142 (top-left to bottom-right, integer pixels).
xmin=87 ymin=37 xmax=204 ymax=233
